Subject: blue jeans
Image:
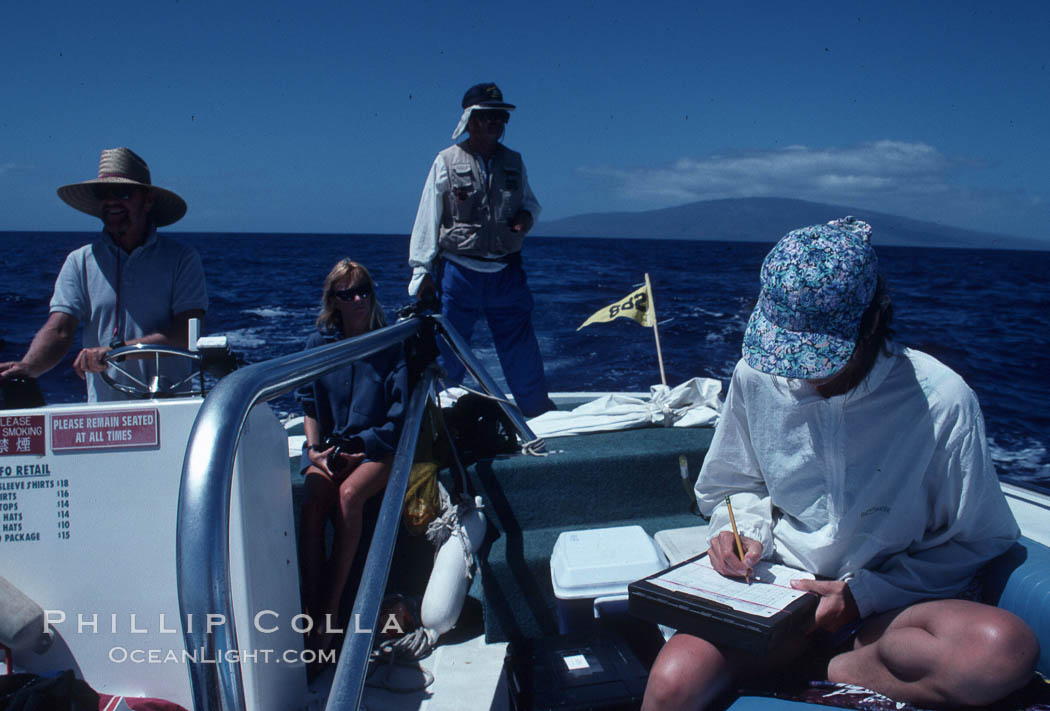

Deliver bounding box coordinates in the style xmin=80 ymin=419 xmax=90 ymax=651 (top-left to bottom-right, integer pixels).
xmin=438 ymin=256 xmax=553 ymax=417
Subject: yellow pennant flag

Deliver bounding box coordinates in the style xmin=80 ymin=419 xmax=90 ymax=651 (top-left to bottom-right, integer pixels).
xmin=577 ymin=283 xmax=653 ymax=330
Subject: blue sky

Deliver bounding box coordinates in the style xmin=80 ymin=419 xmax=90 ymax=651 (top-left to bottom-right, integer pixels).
xmin=3 ymin=1 xmax=1049 ymax=242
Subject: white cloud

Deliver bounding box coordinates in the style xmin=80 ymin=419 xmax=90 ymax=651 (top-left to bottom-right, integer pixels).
xmin=578 ymin=140 xmax=1050 ymax=239
xmin=585 ymin=140 xmax=957 ymax=206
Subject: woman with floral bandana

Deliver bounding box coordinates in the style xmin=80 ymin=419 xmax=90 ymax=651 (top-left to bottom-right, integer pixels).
xmin=642 ymin=218 xmax=1038 ymax=710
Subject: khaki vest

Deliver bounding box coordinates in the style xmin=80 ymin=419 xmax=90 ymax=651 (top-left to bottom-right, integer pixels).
xmin=437 ymin=143 xmax=526 ymax=258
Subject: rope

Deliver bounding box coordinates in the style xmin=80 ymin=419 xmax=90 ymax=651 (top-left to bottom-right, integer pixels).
xmin=437 ymin=377 xmax=550 ymax=458
xmin=425 ymin=486 xmax=480 ymax=576
xmin=521 ymin=437 xmax=549 ymax=456
xmin=658 ymin=399 xmax=674 ymax=427
xmin=366 ymin=638 xmax=436 ymax=693
xmin=377 ymin=627 xmax=435 ymax=660
xmin=437 ymin=377 xmax=515 ymax=407
xmin=432 ymin=395 xmax=473 ymax=497
xmin=644 ymin=384 xmax=674 ymax=427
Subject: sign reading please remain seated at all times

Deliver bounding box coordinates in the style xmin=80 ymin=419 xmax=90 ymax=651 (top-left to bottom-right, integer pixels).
xmin=51 ymin=409 xmax=160 ymax=451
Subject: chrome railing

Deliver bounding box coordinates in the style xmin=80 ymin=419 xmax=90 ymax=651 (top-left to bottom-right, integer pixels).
xmin=326 ymin=366 xmax=433 ymax=709
xmin=177 ymin=319 xmax=420 ymax=710
xmin=176 ymin=313 xmax=543 ymax=710
xmin=432 ymin=313 xmax=542 ymax=448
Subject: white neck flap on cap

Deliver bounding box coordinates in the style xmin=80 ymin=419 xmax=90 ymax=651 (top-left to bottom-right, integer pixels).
xmin=451 ymin=104 xmax=514 ymax=140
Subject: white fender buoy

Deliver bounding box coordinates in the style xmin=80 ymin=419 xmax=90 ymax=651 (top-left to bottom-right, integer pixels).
xmin=0 ymin=576 xmax=53 ymax=654
xmin=420 ymin=501 xmax=486 ymax=639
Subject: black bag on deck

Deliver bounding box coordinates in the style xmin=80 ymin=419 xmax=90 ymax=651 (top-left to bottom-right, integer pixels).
xmin=504 ymin=631 xmax=648 ymax=711
xmin=0 ymin=671 xmax=99 ymax=711
xmin=442 ymin=393 xmax=518 ymax=467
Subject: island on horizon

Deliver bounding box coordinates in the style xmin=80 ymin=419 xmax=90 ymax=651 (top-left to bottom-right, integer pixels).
xmin=531 ymin=197 xmax=1048 ymax=251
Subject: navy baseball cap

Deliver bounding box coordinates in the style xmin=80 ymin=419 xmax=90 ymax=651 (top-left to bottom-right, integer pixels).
xmin=461 ymin=83 xmax=515 ymax=110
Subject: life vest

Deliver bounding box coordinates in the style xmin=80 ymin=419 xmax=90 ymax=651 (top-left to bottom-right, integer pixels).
xmin=437 ymin=143 xmax=526 ymax=259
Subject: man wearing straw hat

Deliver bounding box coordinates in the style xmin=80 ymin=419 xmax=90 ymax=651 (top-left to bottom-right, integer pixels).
xmin=407 ymin=82 xmax=554 ymax=417
xmin=0 ymin=147 xmax=208 ymax=402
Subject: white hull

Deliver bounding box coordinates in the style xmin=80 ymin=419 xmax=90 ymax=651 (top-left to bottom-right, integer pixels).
xmin=2 ymin=391 xmax=1047 ymax=710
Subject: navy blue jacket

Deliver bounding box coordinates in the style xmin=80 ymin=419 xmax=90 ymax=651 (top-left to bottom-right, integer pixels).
xmin=296 ymin=328 xmax=408 ymax=460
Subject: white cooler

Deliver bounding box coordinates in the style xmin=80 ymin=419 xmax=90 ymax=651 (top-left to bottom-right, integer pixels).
xmin=550 ymin=525 xmax=668 ymax=634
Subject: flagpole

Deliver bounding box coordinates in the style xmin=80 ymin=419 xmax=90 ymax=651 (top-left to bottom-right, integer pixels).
xmin=645 ymin=273 xmax=667 ymax=386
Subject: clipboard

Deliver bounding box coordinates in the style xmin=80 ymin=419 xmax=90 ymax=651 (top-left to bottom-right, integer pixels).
xmin=627 ymin=553 xmax=818 ymax=655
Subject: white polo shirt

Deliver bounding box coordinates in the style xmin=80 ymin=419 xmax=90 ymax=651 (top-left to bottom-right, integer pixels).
xmin=50 ymin=230 xmax=208 ymax=402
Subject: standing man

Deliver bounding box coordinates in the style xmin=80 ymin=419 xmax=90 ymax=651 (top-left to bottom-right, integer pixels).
xmin=0 ymin=147 xmax=208 ymax=402
xmin=408 ymin=83 xmax=554 ymax=417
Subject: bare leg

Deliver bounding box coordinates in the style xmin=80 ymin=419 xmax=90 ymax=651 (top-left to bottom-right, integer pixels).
xmin=299 ymin=468 xmax=337 ymax=627
xmin=316 ymin=457 xmax=393 ymax=646
xmin=642 ymin=632 xmax=810 ymax=711
xmin=829 ymin=599 xmax=1038 ymax=707
xmin=642 ymin=634 xmax=733 ymax=711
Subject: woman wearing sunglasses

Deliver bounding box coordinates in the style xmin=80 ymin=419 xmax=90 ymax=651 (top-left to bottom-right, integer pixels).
xmin=296 ymin=258 xmax=407 ymax=655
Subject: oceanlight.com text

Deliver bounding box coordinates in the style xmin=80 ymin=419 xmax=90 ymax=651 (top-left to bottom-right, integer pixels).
xmin=108 ymin=647 xmax=336 ymax=665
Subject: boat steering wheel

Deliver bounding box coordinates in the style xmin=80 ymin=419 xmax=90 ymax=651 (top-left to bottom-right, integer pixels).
xmin=100 ymin=343 xmax=203 ymax=398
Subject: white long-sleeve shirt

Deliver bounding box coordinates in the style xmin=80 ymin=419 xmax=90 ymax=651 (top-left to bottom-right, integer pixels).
xmin=407 ymin=147 xmax=541 ymax=295
xmin=696 ymin=345 xmax=1019 ymax=618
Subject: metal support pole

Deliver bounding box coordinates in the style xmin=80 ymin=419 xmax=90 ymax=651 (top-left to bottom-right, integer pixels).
xmin=325 ymin=368 xmax=435 ymax=710
xmin=431 ymin=313 xmax=545 ymax=453
xmin=177 ymin=319 xmax=420 ymax=711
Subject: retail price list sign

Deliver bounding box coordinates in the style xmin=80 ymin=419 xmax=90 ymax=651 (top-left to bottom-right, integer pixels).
xmin=0 ymin=409 xmax=159 ymax=547
xmin=1 ymin=415 xmax=53 ymax=544
xmin=0 ymin=399 xmax=307 ymax=710
xmin=0 ymin=468 xmax=64 ymax=545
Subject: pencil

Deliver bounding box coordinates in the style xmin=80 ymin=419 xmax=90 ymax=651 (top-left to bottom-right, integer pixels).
xmin=725 ymin=495 xmax=750 ymax=584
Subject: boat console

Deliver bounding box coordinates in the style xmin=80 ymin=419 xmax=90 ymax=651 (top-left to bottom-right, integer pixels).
xmin=8 ymin=312 xmax=1048 ymax=711
xmin=0 ymin=388 xmax=305 ymax=708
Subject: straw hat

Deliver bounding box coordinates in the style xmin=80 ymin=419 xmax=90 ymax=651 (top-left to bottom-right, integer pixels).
xmin=56 ymin=147 xmax=187 ymax=226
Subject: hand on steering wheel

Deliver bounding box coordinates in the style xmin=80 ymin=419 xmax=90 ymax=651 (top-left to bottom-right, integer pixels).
xmin=99 ymin=343 xmax=202 ymax=398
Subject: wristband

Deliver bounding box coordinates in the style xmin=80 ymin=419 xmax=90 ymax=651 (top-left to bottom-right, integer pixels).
xmin=109 ymin=338 xmax=126 ymax=350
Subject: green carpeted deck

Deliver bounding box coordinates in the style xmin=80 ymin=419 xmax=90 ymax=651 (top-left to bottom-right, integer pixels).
xmin=467 ymin=426 xmax=714 ymax=643
xmin=286 ymin=423 xmax=716 ymax=643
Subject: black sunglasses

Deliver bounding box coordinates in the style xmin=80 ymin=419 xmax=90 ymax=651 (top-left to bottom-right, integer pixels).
xmin=474 ymin=110 xmax=509 ymax=124
xmin=94 ymin=185 xmax=144 ymax=201
xmin=334 ymin=285 xmax=373 ymax=302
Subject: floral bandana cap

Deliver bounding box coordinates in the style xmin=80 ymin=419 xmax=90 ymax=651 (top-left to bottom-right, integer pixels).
xmin=742 ymin=216 xmax=878 ymax=379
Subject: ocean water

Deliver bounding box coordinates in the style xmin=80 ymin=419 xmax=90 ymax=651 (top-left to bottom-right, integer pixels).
xmin=2 ymin=232 xmax=1048 ymax=492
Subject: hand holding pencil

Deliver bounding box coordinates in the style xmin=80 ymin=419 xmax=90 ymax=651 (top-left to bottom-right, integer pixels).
xmin=707 ymin=495 xmax=762 ymax=581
